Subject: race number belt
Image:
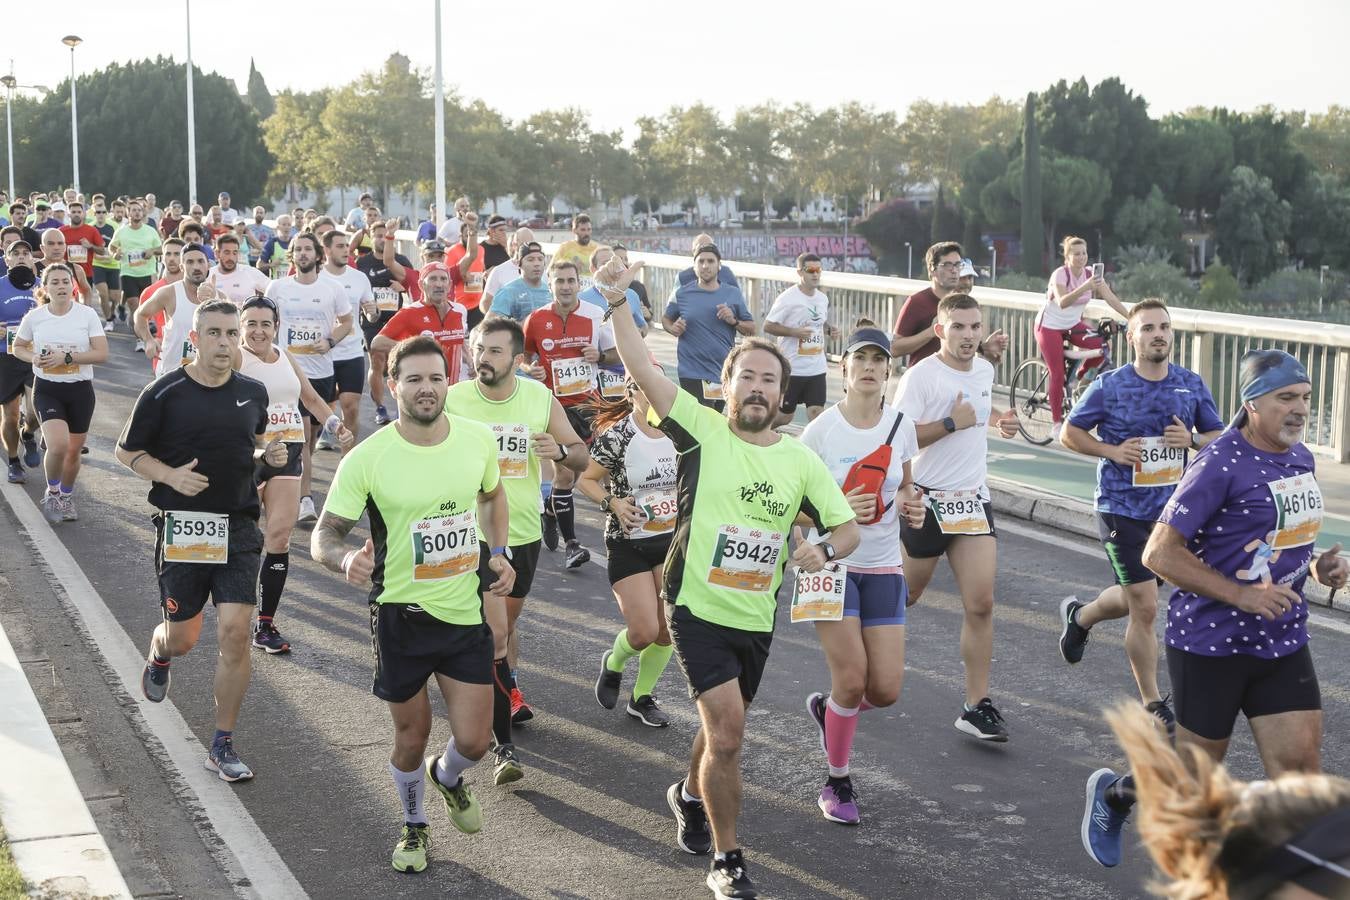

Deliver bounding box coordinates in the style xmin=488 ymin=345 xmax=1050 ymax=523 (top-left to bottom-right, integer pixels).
xmin=490 ymin=423 xmax=529 ymax=479
xmin=629 ymin=488 xmax=677 ymax=537
xmin=1132 ymin=436 xmax=1185 ymax=487
xmin=162 ymin=511 xmax=228 ymax=564
xmin=790 ymin=563 xmax=847 ymax=622
xmin=707 ymin=525 xmax=782 ymax=592
xmin=265 ymin=403 xmax=305 ymax=443
xmin=410 ymin=509 xmax=479 ymax=581
xmin=1267 ymin=472 xmax=1322 ymax=550
xmin=551 ymin=357 xmax=596 ymax=397
xmin=928 ymin=489 xmax=989 ymax=535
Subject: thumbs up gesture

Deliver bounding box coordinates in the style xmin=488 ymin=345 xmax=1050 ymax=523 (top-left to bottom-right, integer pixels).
xmin=1163 ymin=415 xmax=1192 ymax=448
xmin=343 ymin=537 xmax=376 ymax=587
xmin=950 ymin=391 xmax=976 ymax=430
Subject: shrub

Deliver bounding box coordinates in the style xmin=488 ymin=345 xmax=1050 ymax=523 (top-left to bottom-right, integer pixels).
xmin=1197 ymin=263 xmax=1241 ymax=311
xmin=1112 ymin=260 xmax=1195 ymax=306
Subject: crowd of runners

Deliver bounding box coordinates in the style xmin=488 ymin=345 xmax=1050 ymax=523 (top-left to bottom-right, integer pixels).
xmin=2 ymin=186 xmax=1348 ymax=899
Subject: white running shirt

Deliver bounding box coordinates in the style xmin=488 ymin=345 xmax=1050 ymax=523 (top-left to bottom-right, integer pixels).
xmin=892 ymin=354 xmax=994 ymax=500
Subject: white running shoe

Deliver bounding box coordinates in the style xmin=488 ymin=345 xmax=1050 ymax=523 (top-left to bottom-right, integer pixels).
xmin=134 ymin=339 xmax=146 ymax=353
xmin=298 ymin=496 xmax=318 ymax=523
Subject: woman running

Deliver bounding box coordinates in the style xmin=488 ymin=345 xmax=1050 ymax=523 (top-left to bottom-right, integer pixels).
xmin=577 ymin=377 xmax=677 ymax=727
xmin=11 ymin=263 xmax=108 ymax=523
xmin=798 ymin=320 xmax=924 ymax=825
xmin=237 ymin=295 xmax=353 ymax=653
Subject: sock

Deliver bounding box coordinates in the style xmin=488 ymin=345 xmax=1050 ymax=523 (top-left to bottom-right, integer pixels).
xmin=47 ymin=479 xmax=60 ymax=493
xmin=59 ymin=484 xmax=73 ymax=496
xmin=824 ymin=696 xmax=861 ymax=778
xmin=540 ymin=480 xmax=553 ymax=506
xmin=715 ymin=851 xmax=727 ymax=862
xmin=633 ymin=641 xmax=674 ymax=699
xmin=491 ymin=657 xmax=513 ymax=746
xmin=607 ymin=629 xmax=638 ymax=672
xmin=151 ymin=652 xmax=170 ymax=667
xmin=7 ymin=457 xmax=17 ymax=467
xmin=551 ymin=488 xmax=576 ymax=542
xmin=434 ymin=738 xmax=475 ymax=786
xmin=1106 ymin=774 xmax=1136 ymax=813
xmin=389 ymin=762 xmax=427 ymax=825
xmin=510 ymin=668 xmax=519 ymax=689
xmin=212 ymin=729 xmax=232 ymax=750
xmin=257 ymin=551 xmax=290 ymax=620
xmin=682 ymin=783 xmax=702 ymax=804
xmin=858 ymin=698 xmax=875 ymax=712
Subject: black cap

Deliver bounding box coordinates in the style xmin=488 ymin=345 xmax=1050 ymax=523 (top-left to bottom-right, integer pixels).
xmin=843 ymin=326 xmax=892 ymax=358
xmin=5 ymin=239 xmax=32 ymax=253
xmin=693 ymin=242 xmax=720 ymax=260
xmin=422 ymin=239 xmax=447 ymax=252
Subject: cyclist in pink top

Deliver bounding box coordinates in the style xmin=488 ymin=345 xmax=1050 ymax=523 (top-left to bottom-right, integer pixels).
xmin=1035 ymin=236 xmax=1128 ymax=436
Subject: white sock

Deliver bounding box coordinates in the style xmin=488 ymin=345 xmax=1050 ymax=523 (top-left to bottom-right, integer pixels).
xmin=434 ymin=738 xmax=475 ymax=786
xmin=388 ymin=762 xmax=426 ymax=825
xmin=682 ymin=782 xmax=702 ymax=804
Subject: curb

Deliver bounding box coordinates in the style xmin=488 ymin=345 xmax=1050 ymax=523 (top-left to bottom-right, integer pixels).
xmin=989 ymin=476 xmax=1350 ymax=614
xmin=0 ymin=609 xmax=132 ymax=899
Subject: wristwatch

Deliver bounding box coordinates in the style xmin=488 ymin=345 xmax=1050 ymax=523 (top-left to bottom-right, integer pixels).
xmin=942 ymin=416 xmax=957 ymax=433
xmin=555 ymin=443 xmax=569 ymax=462
xmin=600 ymin=494 xmax=613 ymax=513
xmin=63 ymin=351 xmax=74 ymax=366
xmin=819 ymin=542 xmax=837 ymax=562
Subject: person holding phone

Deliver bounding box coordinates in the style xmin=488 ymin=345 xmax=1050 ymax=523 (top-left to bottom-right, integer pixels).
xmin=1036 ymin=236 xmax=1128 ymax=440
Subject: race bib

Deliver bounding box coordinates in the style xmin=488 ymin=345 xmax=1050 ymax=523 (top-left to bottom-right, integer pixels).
xmin=929 ymin=489 xmax=989 ymax=535
xmin=179 ymin=339 xmax=196 ymax=368
xmin=410 ymin=509 xmax=479 ymax=581
xmin=43 ymin=343 xmax=80 ymax=376
xmin=265 ymin=403 xmax=305 ymax=443
xmin=1133 ymin=436 xmax=1185 ymax=487
xmin=597 ymin=369 xmax=626 ymax=401
xmin=630 ymin=488 xmax=678 ymax=537
xmin=790 ymin=563 xmax=847 ymax=623
xmin=798 ymin=330 xmax=824 ymax=356
xmin=2 ymin=325 xmax=18 ymax=355
xmin=1268 ymin=473 xmax=1322 ymax=550
xmin=465 ymin=271 xmax=484 ymax=292
xmin=551 ymin=357 xmax=596 ymax=397
xmin=285 ymin=316 xmax=325 ymax=355
xmin=490 ymin=423 xmax=530 ymax=479
xmin=374 ymin=287 xmax=400 ymax=313
xmin=67 ymin=245 xmax=88 ymax=263
xmin=702 ymin=381 xmax=723 ymax=401
xmin=707 ymin=525 xmax=782 ymax=592
xmin=162 ymin=511 xmax=228 ymax=564
xmin=127 ymin=249 xmax=145 ymax=263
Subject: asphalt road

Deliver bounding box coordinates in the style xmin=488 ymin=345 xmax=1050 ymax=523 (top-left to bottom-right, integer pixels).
xmin=7 ymin=328 xmax=1350 ymax=900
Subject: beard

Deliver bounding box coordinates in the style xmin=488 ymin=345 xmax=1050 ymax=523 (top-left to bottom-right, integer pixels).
xmin=401 ymin=393 xmax=444 ymax=425
xmin=296 ymin=260 xmax=318 ymax=275
xmin=476 ymin=363 xmax=506 ymax=387
xmin=729 ymin=395 xmax=774 ymax=432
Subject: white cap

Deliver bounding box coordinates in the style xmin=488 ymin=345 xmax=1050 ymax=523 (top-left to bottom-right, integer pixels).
xmin=958 ymin=258 xmax=977 ymax=278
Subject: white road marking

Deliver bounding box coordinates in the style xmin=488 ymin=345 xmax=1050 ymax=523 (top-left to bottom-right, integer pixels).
xmin=1 ymin=483 xmax=310 ymax=900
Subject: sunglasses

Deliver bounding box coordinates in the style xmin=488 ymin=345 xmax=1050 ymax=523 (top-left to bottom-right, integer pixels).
xmin=803 ymin=266 xmax=822 ymax=274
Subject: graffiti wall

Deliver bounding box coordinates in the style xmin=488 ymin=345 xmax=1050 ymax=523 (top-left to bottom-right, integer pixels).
xmin=612 ymin=233 xmax=878 ymax=274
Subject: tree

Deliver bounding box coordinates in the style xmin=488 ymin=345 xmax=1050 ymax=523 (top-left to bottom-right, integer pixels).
xmin=956 ymin=144 xmax=1009 ymax=232
xmin=631 ymin=116 xmax=681 ymax=219
xmin=1212 ymin=107 xmax=1311 ymax=200
xmin=929 ymin=183 xmax=961 ymax=244
xmin=1112 ymin=185 xmax=1184 ymax=264
xmin=262 ymin=89 xmax=331 ymax=202
xmin=1290 ymin=106 xmax=1350 ymax=181
xmin=987 ymin=152 xmax=1111 ymax=259
xmin=900 ymin=97 xmax=1019 ymax=190
xmin=1289 ymin=171 xmax=1350 ymax=270
xmin=511 ymin=108 xmax=593 ymax=213
xmin=816 ymin=103 xmax=908 ymax=211
xmin=443 ymin=99 xmax=515 ymax=211
xmin=777 ymin=103 xmax=829 ymax=221
xmin=246 ymin=59 xmax=275 ymax=119
xmin=1196 ymin=262 xmax=1242 ymax=311
xmin=855 ymin=199 xmax=931 ymax=276
xmin=1215 ymin=165 xmax=1291 ymax=283
xmin=1020 ymin=93 xmax=1043 ymax=276
xmin=726 ymin=104 xmax=787 ymax=225
xmin=1155 ymin=115 xmax=1233 ymax=221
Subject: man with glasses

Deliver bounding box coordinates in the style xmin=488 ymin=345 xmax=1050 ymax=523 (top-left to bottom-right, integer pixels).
xmin=765 ymin=252 xmax=837 ymax=427
xmin=892 ymin=242 xmax=1006 ymax=366
xmin=159 ymin=201 xmax=185 ymax=239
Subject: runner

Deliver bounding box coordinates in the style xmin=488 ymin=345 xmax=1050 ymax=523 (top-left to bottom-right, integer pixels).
xmin=320 ymin=229 xmax=374 ymax=446
xmin=58 ymin=201 xmax=107 ymax=317
xmin=135 ymin=243 xmax=216 ymax=377
xmin=597 ymin=255 xmax=858 ymax=900
xmin=892 ymin=292 xmax=1021 ymax=743
xmin=370 ymin=263 xmax=467 ymax=385
xmin=1057 ymin=299 xmax=1223 ymax=728
xmin=90 ymin=203 xmax=122 ymax=331
xmin=549 ymin=213 xmax=598 ymax=278
xmin=764 ymin=253 xmax=837 ymax=428
xmin=265 ymin=232 xmax=354 ymax=523
xmin=355 ymin=220 xmax=414 ymax=426
xmin=677 ymin=233 xmax=739 ymax=288
xmin=483 ymin=241 xmax=549 ymax=322
xmin=115 ymin=299 xmax=285 ymax=783
xmin=37 ymin=229 xmax=93 ymax=303
xmin=109 ymin=198 xmax=162 ymax=350
xmin=523 ymin=259 xmax=617 ymax=567
xmin=246 ymin=207 xmax=274 ymax=267
xmin=480 ymin=226 xmax=533 ymax=314
xmin=312 ymin=334 xmax=512 ymax=875
xmin=210 ymin=233 xmax=270 ymax=303
xmin=1 ymin=241 xmax=42 ymax=481
xmin=139 ymin=238 xmax=187 ymax=373
xmin=10 ymin=263 xmax=106 ymax=521
xmin=798 ymin=320 xmax=924 ymax=825
xmin=580 ymin=245 xmax=647 ymax=332
xmin=1080 ymin=349 xmax=1350 ymax=869
xmin=891 ymin=242 xmax=1007 ymax=366
xmin=445 ymin=316 xmax=588 ymax=780
xmin=576 ymin=372 xmax=677 ymax=728
xmin=434 ymin=196 xmax=471 ymax=243
xmin=663 ymin=243 xmax=754 ymax=412
xmin=447 ymin=213 xmax=508 ymax=329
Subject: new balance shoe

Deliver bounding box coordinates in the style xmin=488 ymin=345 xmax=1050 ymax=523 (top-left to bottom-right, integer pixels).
xmin=626 ymin=694 xmax=670 ymax=728
xmin=252 ymin=622 xmax=292 ymax=654
xmin=706 ymin=849 xmax=758 ymax=899
xmin=1081 ymin=768 xmax=1129 ymax=867
xmin=595 ymin=651 xmax=622 ymax=709
xmin=425 ymin=756 xmax=482 ymax=834
xmin=805 ymin=692 xmax=828 ymax=754
xmin=297 ymin=496 xmax=318 ymax=523
xmin=510 ymin=686 xmax=533 ymax=724
xmin=391 ymin=823 xmax=429 ymax=874
xmin=493 ymin=743 xmax=524 ymax=786
xmin=1059 ymin=596 xmax=1091 ymax=664
xmin=955 ymin=698 xmax=1009 ymax=742
xmin=667 ymin=780 xmax=711 ymax=855
xmin=205 ymin=738 xmax=254 ymax=782
xmin=141 ymin=658 xmax=171 ymax=703
xmin=564 ymin=540 xmax=590 ymax=569
xmin=541 ymin=511 xmax=559 ymax=551
xmin=1146 ymin=696 xmax=1177 ymax=741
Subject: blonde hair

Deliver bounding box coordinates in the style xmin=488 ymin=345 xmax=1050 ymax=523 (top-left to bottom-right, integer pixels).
xmin=1106 ymin=702 xmax=1350 ymax=899
xmin=1061 ymin=235 xmax=1088 ymax=259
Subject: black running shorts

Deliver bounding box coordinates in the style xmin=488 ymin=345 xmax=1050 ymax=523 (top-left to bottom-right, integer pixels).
xmin=477 ymin=540 xmax=541 ymax=600
xmin=154 ymin=513 xmax=262 ymax=622
xmin=606 ymin=533 xmax=672 ymax=585
xmin=33 ymin=379 xmax=95 ymax=433
xmin=668 ymin=603 xmax=772 ymax=703
xmin=1167 ymin=644 xmax=1321 ymax=741
xmin=369 ymin=602 xmax=494 ymax=703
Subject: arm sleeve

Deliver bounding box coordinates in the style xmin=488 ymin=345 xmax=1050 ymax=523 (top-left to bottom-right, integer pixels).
xmin=324 ymin=450 xmax=370 ymax=521
xmin=117 ymin=383 xmax=164 ymax=452
xmin=732 ymin=291 xmax=753 ymax=322
xmin=1158 ymin=452 xmax=1232 ymax=540
xmin=331 ymin=282 xmax=352 ymax=317
xmin=664 ymin=291 xmax=679 ymax=321
xmin=377 ymin=310 xmax=410 ymax=342
xmin=1066 ymin=377 xmax=1107 ymax=430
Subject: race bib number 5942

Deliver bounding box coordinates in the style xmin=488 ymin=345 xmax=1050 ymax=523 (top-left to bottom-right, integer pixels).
xmin=707 ymin=525 xmax=782 ymax=592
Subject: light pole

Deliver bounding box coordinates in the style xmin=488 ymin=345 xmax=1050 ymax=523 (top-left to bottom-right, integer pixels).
xmin=904 ymin=241 xmax=912 ymax=279
xmin=62 ymin=35 xmax=81 ymax=193
xmin=991 ymin=246 xmax=998 ymax=286
xmin=185 ymin=0 xmax=197 ymax=206
xmin=1321 ymin=264 xmax=1330 ymax=316
xmin=432 ymin=0 xmax=446 ymax=229
xmin=1 ymin=69 xmax=14 ymax=201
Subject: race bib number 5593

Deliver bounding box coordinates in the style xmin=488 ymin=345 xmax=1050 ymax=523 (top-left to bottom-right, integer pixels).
xmin=162 ymin=511 xmax=228 ymax=564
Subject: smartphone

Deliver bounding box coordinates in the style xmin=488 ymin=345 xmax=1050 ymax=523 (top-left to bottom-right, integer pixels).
xmin=1092 ymin=262 xmax=1104 ymax=280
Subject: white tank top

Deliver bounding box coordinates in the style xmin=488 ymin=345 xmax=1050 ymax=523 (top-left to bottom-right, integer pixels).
xmin=239 ymin=344 xmax=306 ymax=444
xmin=157 ymin=281 xmax=199 ymax=376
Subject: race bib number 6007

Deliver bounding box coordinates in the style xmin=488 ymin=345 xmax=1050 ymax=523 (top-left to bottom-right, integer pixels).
xmin=411 ymin=509 xmax=479 ymax=581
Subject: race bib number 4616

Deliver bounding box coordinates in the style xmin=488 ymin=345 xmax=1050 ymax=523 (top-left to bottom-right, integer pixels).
xmin=1268 ymin=473 xmax=1323 ymax=550
xmin=707 ymin=525 xmax=782 ymax=592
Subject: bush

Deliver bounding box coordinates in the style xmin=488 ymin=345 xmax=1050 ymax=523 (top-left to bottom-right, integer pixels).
xmin=1197 ymin=263 xmax=1241 ymax=311
xmin=1112 ymin=260 xmax=1195 ymax=305
xmin=989 ymin=272 xmax=1046 ymax=293
xmin=1243 ymin=269 xmax=1328 ymax=309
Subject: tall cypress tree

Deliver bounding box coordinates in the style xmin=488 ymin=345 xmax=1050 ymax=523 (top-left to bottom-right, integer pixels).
xmin=246 ymin=59 xmax=275 ymax=119
xmin=1020 ymin=92 xmax=1043 ymax=276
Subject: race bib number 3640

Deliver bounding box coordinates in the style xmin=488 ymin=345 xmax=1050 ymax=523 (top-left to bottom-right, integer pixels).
xmin=707 ymin=525 xmax=782 ymax=592
xmin=411 ymin=509 xmax=478 ymax=581
xmin=1133 ymin=436 xmax=1185 ymax=487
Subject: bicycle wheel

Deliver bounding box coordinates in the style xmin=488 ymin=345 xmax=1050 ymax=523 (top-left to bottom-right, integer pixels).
xmin=1009 ymin=358 xmax=1055 ymax=445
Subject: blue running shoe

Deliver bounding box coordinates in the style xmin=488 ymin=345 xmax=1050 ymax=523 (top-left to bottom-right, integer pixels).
xmin=1082 ymin=768 xmax=1129 ymax=867
xmin=22 ymin=434 xmax=40 ymax=469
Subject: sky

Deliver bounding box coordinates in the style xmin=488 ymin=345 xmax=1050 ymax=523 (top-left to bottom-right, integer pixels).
xmin=8 ymin=0 xmax=1349 ymax=139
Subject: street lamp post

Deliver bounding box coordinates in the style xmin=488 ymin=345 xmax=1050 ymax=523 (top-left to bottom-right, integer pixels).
xmin=62 ymin=35 xmax=82 ymax=193
xmin=1 ymin=70 xmax=14 ymax=201
xmin=432 ymin=0 xmax=446 ymax=229
xmin=905 ymin=241 xmax=912 ymax=279
xmin=185 ymin=0 xmax=197 ymax=206
xmin=1321 ymin=265 xmax=1330 ymax=317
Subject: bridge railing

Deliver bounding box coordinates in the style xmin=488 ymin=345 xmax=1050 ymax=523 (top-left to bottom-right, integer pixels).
xmin=393 ymin=231 xmax=1350 ymax=462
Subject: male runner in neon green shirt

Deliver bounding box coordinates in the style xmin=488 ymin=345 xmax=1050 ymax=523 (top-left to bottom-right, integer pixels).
xmin=312 ymin=334 xmax=515 ymax=875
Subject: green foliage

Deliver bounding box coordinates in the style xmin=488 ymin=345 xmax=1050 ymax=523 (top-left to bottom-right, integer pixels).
xmin=319 ymin=54 xmax=429 ymax=206
xmin=1112 ymin=186 xmax=1184 ymax=263
xmin=1212 ymin=108 xmax=1311 ymax=200
xmin=1035 ymin=77 xmax=1159 ymax=212
xmin=1020 ymin=93 xmax=1042 ymax=276
xmin=1197 ymin=262 xmax=1242 ymax=310
xmin=1216 ymin=166 xmax=1292 ymax=283
xmin=1289 ymin=106 xmax=1350 ymax=181
xmin=855 ymin=199 xmax=930 ymax=276
xmin=1111 ymin=260 xmax=1194 ymax=305
xmin=901 ymin=97 xmax=1019 ymax=190
xmin=929 ymin=184 xmax=962 ymax=244
xmin=1243 ymin=269 xmax=1331 ymax=309
xmin=263 ymin=89 xmax=330 ymax=200
xmin=992 ymin=272 xmax=1048 ymax=293
xmin=246 ymin=59 xmax=274 ymax=119
xmin=1289 ymin=172 xmax=1350 ymax=269
xmin=1155 ymin=116 xmax=1233 ymax=217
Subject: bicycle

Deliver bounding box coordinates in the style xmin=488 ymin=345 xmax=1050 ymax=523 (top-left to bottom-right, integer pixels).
xmin=1007 ymin=319 xmax=1119 ymax=445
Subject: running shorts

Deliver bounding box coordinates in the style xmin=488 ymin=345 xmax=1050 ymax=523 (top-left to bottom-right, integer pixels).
xmin=779 ymin=373 xmax=827 ymax=414
xmin=1097 ymin=512 xmax=1162 ymax=587
xmin=332 ymin=355 xmax=367 ymax=396
xmin=303 ymin=376 xmax=336 ymax=424
xmin=369 ymin=602 xmax=495 ymax=703
xmin=668 ymin=603 xmax=772 ymax=703
xmin=476 ymin=540 xmax=542 ymax=600
xmin=153 ymin=513 xmax=262 ymax=622
xmin=901 ymin=496 xmax=997 ymax=559
xmin=843 ymin=570 xmax=907 ymax=626
xmin=1166 ymin=644 xmax=1320 ymax=741
xmin=605 ymin=533 xmax=672 ymax=585
xmin=120 ymin=274 xmax=153 ymax=301
xmin=33 ymin=379 xmax=95 ymax=433
xmin=255 ymin=442 xmax=303 ymax=484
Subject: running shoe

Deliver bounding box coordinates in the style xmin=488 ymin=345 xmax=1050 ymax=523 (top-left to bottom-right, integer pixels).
xmin=39 ymin=492 xmax=61 ymax=524
xmin=818 ymin=775 xmax=860 ymax=825
xmin=493 ymin=743 xmax=524 ymax=786
xmin=510 ymin=686 xmax=533 ymax=724
xmin=706 ymin=849 xmax=757 ymax=899
xmin=541 ymin=511 xmax=559 ymax=551
xmin=805 ymin=692 xmax=828 ymax=754
xmin=297 ymin=496 xmax=318 ymax=523
xmin=102 ymin=318 xmax=115 ymax=333
xmin=626 ymin=694 xmax=670 ymax=728
xmin=141 ymin=658 xmax=170 ymax=703
xmin=315 ymin=431 xmax=338 ymax=452
xmin=57 ymin=494 xmax=77 ymax=522
xmin=1146 ymin=696 xmax=1177 ymax=741
xmin=595 ymin=650 xmax=622 ymax=709
xmin=666 ymin=780 xmax=711 ymax=855
xmin=117 ymin=303 xmax=128 ymax=322
xmin=205 ymin=738 xmax=254 ymax=782
xmin=374 ymin=404 xmax=393 ymax=426
xmin=425 ymin=756 xmax=482 ymax=834
xmin=7 ymin=461 xmax=25 ymax=484
xmin=22 ymin=434 xmax=40 ymax=468
xmin=134 ymin=339 xmax=145 ymax=353
xmin=391 ymin=823 xmax=429 ymax=874
xmin=564 ymin=540 xmax=590 ymax=569
xmin=252 ymin=622 xmax=292 ymax=654
xmin=955 ymin=698 xmax=1009 ymax=742
xmin=1059 ymin=596 xmax=1091 ymax=664
xmin=1081 ymin=768 xmax=1129 ymax=867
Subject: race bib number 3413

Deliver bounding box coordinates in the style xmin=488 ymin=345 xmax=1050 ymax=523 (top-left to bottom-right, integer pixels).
xmin=551 ymin=358 xmax=596 ymax=397
xmin=707 ymin=525 xmax=782 ymax=592
xmin=411 ymin=509 xmax=479 ymax=581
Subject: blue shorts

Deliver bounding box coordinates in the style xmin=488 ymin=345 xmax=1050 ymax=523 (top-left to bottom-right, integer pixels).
xmin=843 ymin=571 xmax=907 ymax=626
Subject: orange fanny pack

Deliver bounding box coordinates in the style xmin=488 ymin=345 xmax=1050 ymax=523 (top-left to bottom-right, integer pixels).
xmin=841 ymin=411 xmax=905 ymax=526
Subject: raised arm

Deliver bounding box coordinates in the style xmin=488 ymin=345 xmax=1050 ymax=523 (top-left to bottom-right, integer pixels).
xmin=594 ymin=258 xmax=677 ymax=418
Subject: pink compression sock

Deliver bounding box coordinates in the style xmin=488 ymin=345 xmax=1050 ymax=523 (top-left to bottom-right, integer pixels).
xmin=825 ymin=696 xmax=861 ymax=777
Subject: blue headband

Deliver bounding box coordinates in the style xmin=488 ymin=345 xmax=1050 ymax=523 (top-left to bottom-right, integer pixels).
xmin=1239 ymin=350 xmax=1309 ymax=404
